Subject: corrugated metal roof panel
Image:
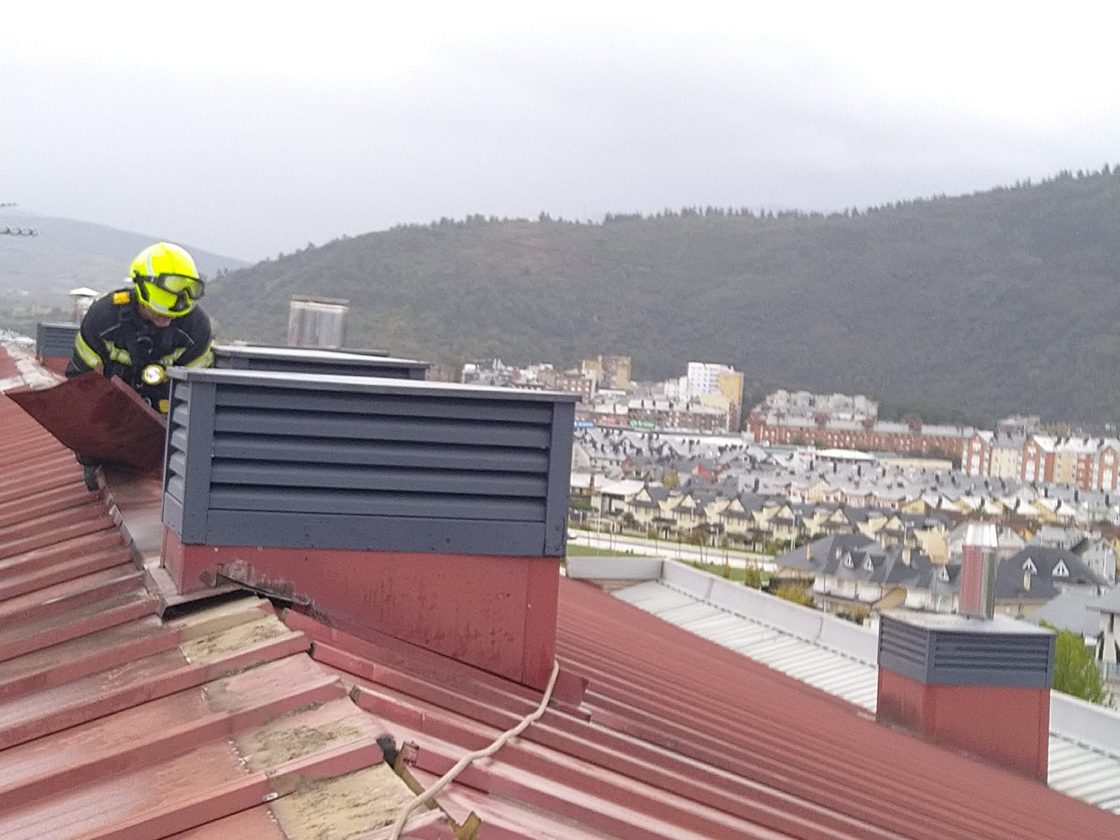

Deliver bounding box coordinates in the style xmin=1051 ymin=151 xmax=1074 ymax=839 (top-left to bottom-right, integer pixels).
xmin=614 ymin=580 xmax=881 ymax=708
xmin=609 ymin=565 xmax=1120 ymax=815
xmin=0 ymin=351 xmax=419 ymax=839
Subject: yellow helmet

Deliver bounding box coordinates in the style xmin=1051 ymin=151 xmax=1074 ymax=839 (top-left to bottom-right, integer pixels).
xmin=130 ymin=242 xmax=205 ymax=318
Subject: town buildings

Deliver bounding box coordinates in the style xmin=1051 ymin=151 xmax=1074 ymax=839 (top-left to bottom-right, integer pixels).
xmin=747 ymin=390 xmax=973 ymax=460
xmin=965 ymin=430 xmax=1120 ymax=491
xmin=465 ymin=355 xmax=746 ymax=434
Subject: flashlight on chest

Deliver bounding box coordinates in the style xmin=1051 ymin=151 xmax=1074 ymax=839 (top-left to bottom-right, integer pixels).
xmin=141 ymin=364 xmax=168 ymax=387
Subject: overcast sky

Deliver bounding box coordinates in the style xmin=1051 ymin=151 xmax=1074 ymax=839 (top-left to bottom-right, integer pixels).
xmin=3 ymin=1 xmax=1118 ymax=262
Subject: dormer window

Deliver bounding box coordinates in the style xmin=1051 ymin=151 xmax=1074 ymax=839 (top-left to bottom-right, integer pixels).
xmin=1053 ymin=560 xmax=1069 ymax=578
xmin=937 ymin=567 xmax=949 ymax=582
xmin=1022 ymin=557 xmax=1038 ymax=574
xmin=863 ymin=557 xmax=875 ymax=572
xmin=844 ymin=553 xmax=855 ymax=568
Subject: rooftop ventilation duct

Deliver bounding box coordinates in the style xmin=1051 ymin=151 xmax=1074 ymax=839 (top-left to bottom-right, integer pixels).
xmin=159 ymin=368 xmax=575 ymax=688
xmin=877 ymin=610 xmax=1054 ymax=781
xmin=35 ymin=322 xmax=79 ymax=374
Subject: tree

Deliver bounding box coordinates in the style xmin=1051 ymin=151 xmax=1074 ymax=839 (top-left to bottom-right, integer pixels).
xmin=1044 ymin=623 xmax=1108 ymax=705
xmin=742 ymin=566 xmax=765 ymax=589
xmin=773 ymin=582 xmax=814 ymax=607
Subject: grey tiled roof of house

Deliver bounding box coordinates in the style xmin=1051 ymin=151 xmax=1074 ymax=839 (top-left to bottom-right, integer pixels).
xmin=1090 ymin=587 xmax=1120 ymax=613
xmin=999 ymin=547 xmax=1110 ymax=600
xmin=1031 ymin=589 xmax=1108 ymax=636
xmin=571 ymin=427 xmax=1120 ymax=529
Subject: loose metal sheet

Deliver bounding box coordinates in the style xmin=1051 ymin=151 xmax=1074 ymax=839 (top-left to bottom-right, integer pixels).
xmin=8 ymin=373 xmax=166 ymax=471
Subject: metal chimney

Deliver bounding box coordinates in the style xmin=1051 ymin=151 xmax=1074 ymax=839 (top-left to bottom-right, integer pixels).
xmin=959 ymin=522 xmax=998 ymax=619
xmin=287 ymin=296 xmax=349 ymax=348
xmin=68 ymin=287 xmax=100 ymax=322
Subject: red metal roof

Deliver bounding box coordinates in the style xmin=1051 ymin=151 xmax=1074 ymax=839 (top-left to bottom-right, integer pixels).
xmin=0 ymin=359 xmax=415 ymax=839
xmin=1 ymin=343 xmax=1118 ymax=839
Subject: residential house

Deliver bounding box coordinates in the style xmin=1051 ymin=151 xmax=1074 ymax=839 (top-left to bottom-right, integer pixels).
xmin=902 ymin=514 xmax=951 ymax=561
xmin=1090 ymin=588 xmax=1120 ymax=697
xmin=1023 ymin=435 xmax=1058 ymax=483
xmin=766 ymin=501 xmax=804 ymax=548
xmin=625 ymin=483 xmax=671 ymax=533
xmin=1053 ymin=437 xmax=1102 ymax=489
xmin=947 ymin=522 xmax=1025 ymax=563
xmin=963 ymin=430 xmax=992 ymax=476
xmin=998 ymin=547 xmax=1111 ymax=618
xmin=716 ymin=494 xmax=757 ymax=543
xmin=1073 ymin=535 xmax=1119 ymax=585
xmin=775 ymin=535 xmax=953 ymax=616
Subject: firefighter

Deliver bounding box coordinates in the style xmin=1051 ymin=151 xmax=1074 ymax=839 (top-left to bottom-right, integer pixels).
xmin=67 ymin=241 xmax=214 ymax=487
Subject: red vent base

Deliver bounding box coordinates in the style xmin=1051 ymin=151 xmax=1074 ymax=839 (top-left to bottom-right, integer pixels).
xmin=877 ymin=667 xmax=1050 ymax=781
xmin=162 ymin=530 xmax=559 ymax=689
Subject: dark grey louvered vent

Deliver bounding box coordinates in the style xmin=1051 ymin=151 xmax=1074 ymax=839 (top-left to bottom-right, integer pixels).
xmin=213 ymin=345 xmax=428 ymax=380
xmin=162 ymin=368 xmax=575 ymax=556
xmin=36 ymin=322 xmax=80 ymax=360
xmin=878 ymin=613 xmax=1054 ymax=688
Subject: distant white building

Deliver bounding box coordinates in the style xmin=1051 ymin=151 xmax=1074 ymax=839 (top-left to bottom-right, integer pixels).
xmin=686 ymin=362 xmax=733 ymax=401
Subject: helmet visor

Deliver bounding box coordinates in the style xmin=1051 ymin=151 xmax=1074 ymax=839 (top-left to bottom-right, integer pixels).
xmin=139 ymin=281 xmax=197 ymax=317
xmin=152 ymin=274 xmax=204 ymax=300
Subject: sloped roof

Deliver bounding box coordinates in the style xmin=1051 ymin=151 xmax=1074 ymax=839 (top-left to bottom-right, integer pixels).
xmin=4 ymin=343 xmax=1120 ymax=838
xmin=1031 ymin=588 xmax=1107 ymax=636
xmin=592 ymin=559 xmax=1120 ymax=817
xmin=0 ymin=365 xmax=423 ymax=838
xmin=1000 ymin=546 xmax=1109 ymax=599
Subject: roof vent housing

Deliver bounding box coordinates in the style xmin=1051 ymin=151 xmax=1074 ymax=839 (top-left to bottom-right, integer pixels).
xmin=160 ymin=367 xmax=576 ymax=688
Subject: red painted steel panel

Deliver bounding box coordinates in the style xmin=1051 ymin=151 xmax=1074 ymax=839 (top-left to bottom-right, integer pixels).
xmin=0 ymin=616 xmax=178 ymax=701
xmin=0 ymin=498 xmax=112 ymax=544
xmin=0 ymin=515 xmax=118 ymax=562
xmin=0 ymin=349 xmax=19 ymax=380
xmin=7 ymin=372 xmax=166 ymax=471
xmin=0 ymin=464 xmax=88 ymax=506
xmin=349 ymin=682 xmax=861 ymax=840
xmin=0 ymin=590 xmax=157 ymax=662
xmin=0 ymin=530 xmax=125 ymax=581
xmin=165 ymin=533 xmax=560 ymax=688
xmin=0 ymin=624 xmax=310 ymax=750
xmin=0 ymin=553 xmax=134 ymax=607
xmin=0 ymin=656 xmax=343 ymax=809
xmin=164 ymin=808 xmax=288 ymax=839
xmin=0 ymin=567 xmax=142 ymax=628
xmin=553 ymin=579 xmax=1118 ymax=840
xmin=38 ymin=357 xmax=69 ymax=376
xmin=877 ymin=667 xmax=1051 ymax=781
xmin=0 ymin=483 xmax=97 ymax=528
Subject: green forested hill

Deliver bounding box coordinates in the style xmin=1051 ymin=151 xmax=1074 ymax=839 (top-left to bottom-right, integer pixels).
xmin=205 ymin=168 xmax=1120 ymax=424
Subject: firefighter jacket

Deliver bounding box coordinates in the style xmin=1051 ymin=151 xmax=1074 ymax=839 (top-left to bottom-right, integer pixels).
xmin=66 ymin=287 xmax=213 ymax=412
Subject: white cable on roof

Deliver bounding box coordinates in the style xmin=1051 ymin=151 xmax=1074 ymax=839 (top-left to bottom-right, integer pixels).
xmin=388 ymin=658 xmax=561 ymax=839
